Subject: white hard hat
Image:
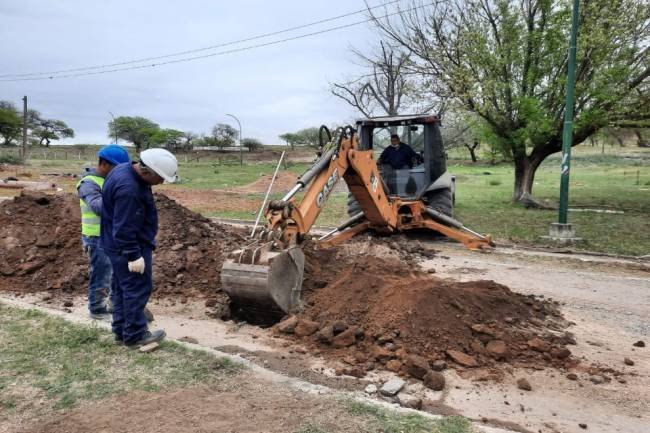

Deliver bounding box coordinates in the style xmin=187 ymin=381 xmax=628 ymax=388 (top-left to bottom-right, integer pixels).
xmin=140 ymin=148 xmax=178 ymax=183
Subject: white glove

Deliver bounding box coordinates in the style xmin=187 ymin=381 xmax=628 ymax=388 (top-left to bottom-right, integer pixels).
xmin=127 ymin=257 xmax=145 ymax=274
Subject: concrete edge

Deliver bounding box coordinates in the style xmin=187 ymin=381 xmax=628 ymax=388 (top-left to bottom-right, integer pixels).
xmin=0 ymin=296 xmax=517 ymax=433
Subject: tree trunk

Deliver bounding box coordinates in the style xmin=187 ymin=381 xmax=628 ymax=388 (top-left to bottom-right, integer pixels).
xmin=465 ymin=141 xmax=479 ymax=162
xmin=512 ymin=147 xmax=552 ymax=203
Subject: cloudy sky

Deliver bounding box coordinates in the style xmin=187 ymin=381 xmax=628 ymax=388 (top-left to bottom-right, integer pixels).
xmin=0 ymin=0 xmax=390 ymax=145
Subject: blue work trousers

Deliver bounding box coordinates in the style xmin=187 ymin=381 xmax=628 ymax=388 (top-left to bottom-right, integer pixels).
xmin=108 ymin=248 xmax=153 ymax=344
xmin=82 ymin=235 xmax=112 ymax=314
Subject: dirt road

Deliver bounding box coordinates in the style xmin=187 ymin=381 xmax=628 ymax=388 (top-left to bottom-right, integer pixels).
xmin=3 ymin=241 xmax=647 ymax=433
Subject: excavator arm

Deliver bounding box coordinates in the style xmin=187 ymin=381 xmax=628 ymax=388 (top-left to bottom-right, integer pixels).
xmin=221 ymin=126 xmax=493 ymax=317
xmin=262 ymin=128 xmax=396 ymax=247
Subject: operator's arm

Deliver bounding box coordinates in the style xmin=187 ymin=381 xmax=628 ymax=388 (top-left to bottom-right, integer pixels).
xmin=78 ymin=180 xmax=103 ymax=215
xmin=110 ymin=184 xmax=144 ymax=261
xmin=378 ymin=147 xmax=390 ymax=165
xmin=405 ymin=145 xmax=423 ymax=165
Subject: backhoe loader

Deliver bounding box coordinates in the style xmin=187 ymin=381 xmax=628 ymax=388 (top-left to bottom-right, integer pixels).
xmin=221 ymin=115 xmax=493 ymax=317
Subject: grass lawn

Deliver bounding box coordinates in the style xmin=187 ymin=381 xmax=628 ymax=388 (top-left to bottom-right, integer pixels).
xmin=0 ymin=304 xmax=240 ymax=421
xmin=0 ymin=304 xmax=473 ymax=433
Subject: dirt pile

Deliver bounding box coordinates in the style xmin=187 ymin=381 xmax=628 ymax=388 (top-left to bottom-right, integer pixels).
xmin=0 ymin=192 xmax=86 ymax=293
xmin=280 ymin=248 xmax=575 ymax=379
xmin=153 ymin=194 xmax=245 ymax=297
xmin=0 ymin=191 xmax=245 ymax=298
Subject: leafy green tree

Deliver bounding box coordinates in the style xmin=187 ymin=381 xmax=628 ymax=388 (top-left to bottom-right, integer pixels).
xmin=241 ymin=137 xmax=263 ymax=151
xmin=108 ymin=116 xmax=160 ymax=152
xmin=295 ymin=127 xmax=320 ymax=147
xmin=376 ymin=0 xmax=650 ymax=202
xmin=279 ymin=132 xmax=300 ymax=149
xmin=0 ymin=101 xmax=22 ymax=146
xmin=31 ymin=118 xmax=74 ymax=147
xmin=211 ymin=123 xmax=238 ymax=150
xmin=150 ymin=128 xmax=184 ymax=149
xmin=279 ymin=128 xmax=322 ymax=148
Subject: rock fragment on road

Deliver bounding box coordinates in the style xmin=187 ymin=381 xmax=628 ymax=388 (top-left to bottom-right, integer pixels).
xmin=380 ymin=378 xmax=406 ymax=396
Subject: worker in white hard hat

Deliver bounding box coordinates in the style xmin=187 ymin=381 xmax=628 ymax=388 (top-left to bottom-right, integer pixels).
xmin=100 ymin=148 xmax=178 ymax=348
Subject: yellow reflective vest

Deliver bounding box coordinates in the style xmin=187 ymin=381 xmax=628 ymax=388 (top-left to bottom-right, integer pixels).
xmin=76 ymin=175 xmax=105 ymax=237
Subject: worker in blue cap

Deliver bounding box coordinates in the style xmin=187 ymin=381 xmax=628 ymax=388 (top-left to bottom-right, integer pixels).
xmin=76 ymin=144 xmax=130 ymax=320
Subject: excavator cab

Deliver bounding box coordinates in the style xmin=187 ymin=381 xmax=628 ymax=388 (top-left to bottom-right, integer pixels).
xmin=352 ymin=115 xmax=455 ymax=217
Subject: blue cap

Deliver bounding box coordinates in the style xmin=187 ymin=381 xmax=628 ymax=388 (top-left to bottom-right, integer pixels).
xmin=98 ymin=144 xmax=130 ymax=166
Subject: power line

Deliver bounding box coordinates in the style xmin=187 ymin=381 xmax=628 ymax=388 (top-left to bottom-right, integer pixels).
xmin=0 ymin=2 xmax=434 ymax=82
xmin=0 ymin=0 xmax=403 ymax=79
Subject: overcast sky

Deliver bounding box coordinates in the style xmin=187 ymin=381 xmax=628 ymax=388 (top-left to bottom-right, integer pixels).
xmin=0 ymin=0 xmax=386 ymax=145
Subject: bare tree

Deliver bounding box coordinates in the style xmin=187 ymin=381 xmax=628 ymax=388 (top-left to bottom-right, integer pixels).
xmin=331 ymin=41 xmax=443 ymax=118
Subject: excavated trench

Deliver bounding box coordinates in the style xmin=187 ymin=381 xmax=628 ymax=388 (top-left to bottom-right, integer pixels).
xmin=0 ymin=191 xmax=578 ymax=381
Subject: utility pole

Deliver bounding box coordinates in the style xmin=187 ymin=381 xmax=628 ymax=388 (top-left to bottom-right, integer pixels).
xmin=549 ymin=0 xmax=580 ymax=242
xmin=226 ymin=113 xmax=243 ymax=166
xmin=21 ymin=96 xmax=28 ymax=162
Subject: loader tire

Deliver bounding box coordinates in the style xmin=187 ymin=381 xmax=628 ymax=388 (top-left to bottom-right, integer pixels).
xmin=425 ymin=187 xmax=454 ymax=217
xmin=347 ymin=192 xmax=362 ymax=217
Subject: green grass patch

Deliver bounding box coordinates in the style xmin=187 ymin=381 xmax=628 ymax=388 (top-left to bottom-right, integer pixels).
xmin=166 ymin=161 xmax=310 ymax=191
xmin=294 ymin=423 xmax=331 ymax=433
xmin=0 ymin=304 xmax=241 ymax=420
xmin=345 ymin=401 xmax=473 ymax=433
xmin=0 ymin=153 xmax=22 ymax=164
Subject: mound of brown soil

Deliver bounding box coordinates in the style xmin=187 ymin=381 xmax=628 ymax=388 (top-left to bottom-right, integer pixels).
xmin=0 ymin=192 xmax=86 ymax=293
xmin=281 ymin=250 xmax=575 ymax=376
xmin=0 ymin=191 xmax=245 ymax=298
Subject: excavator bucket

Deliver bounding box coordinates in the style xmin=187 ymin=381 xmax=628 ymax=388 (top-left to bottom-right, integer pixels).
xmin=221 ymin=247 xmax=305 ymax=317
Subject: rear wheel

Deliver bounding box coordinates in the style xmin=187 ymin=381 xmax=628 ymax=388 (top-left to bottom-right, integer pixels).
xmin=425 ymin=187 xmax=454 ymax=217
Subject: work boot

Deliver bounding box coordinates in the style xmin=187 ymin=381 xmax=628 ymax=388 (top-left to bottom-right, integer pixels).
xmin=89 ymin=308 xmax=111 ymax=322
xmin=126 ymin=329 xmax=166 ymax=349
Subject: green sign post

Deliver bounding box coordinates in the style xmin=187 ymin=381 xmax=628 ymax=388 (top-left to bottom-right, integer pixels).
xmin=550 ymin=0 xmax=580 ymax=241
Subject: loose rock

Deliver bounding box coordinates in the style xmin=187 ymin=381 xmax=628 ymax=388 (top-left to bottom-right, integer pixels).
xmin=380 ymin=378 xmax=406 ymax=396
xmin=397 ymin=393 xmax=422 ymax=409
xmin=431 ymin=360 xmax=447 ymax=371
xmin=364 ymin=384 xmax=377 ymax=394
xmin=385 ymin=360 xmax=402 ymax=372
xmin=316 ymin=325 xmax=334 ymax=344
xmin=527 ymin=337 xmax=551 ymax=352
xmin=294 ymin=319 xmax=319 ymax=337
xmin=624 ymin=357 xmax=634 ymax=366
xmin=277 ymin=316 xmax=299 ymax=334
xmin=486 ymin=340 xmax=509 ymax=360
xmin=332 ymin=321 xmax=347 ymax=335
xmin=632 ymin=340 xmax=645 ymax=348
xmin=370 ymin=345 xmax=393 ymax=362
xmin=423 ymin=371 xmax=445 ymax=391
xmin=516 ymin=378 xmax=532 ymax=391
xmin=332 ymin=327 xmax=357 ymax=348
xmin=566 ymin=373 xmax=578 ymax=381
xmin=446 ymin=349 xmax=478 ymax=367
xmin=406 ymin=354 xmax=430 ymax=379
xmin=139 ymin=342 xmax=160 ymax=353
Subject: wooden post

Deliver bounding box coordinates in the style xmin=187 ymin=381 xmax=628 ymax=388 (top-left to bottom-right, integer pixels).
xmin=21 ymin=96 xmax=28 ymax=162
